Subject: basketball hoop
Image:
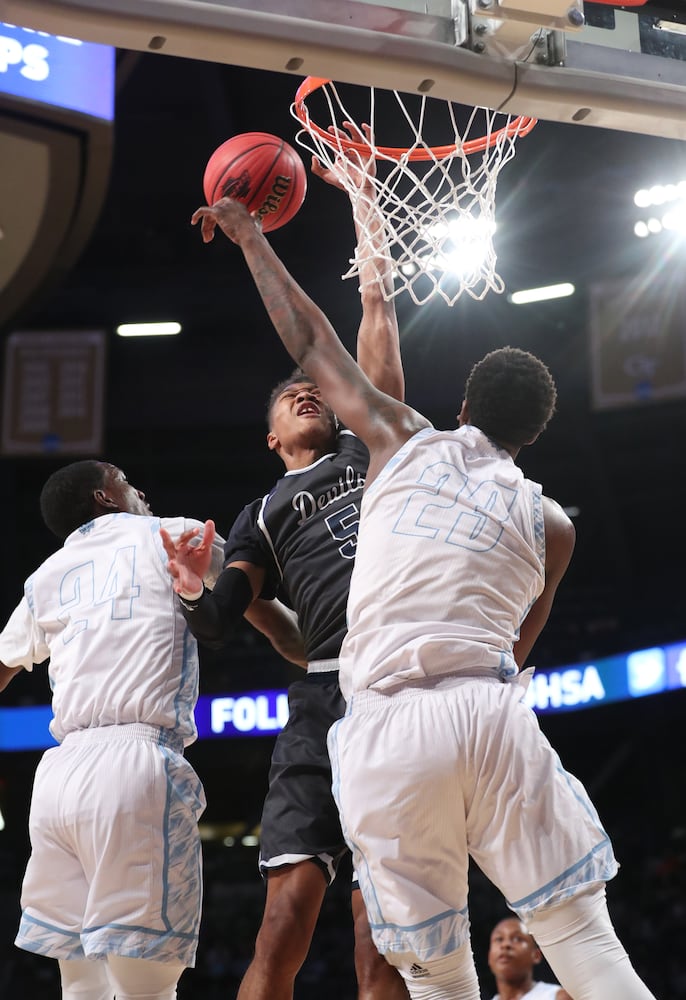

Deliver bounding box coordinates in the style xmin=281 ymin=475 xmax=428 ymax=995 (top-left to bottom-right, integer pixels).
xmin=292 ymin=77 xmax=537 ymax=306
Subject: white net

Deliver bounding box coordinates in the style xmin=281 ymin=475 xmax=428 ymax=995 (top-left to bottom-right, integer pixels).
xmin=291 ymin=79 xmax=536 ymax=307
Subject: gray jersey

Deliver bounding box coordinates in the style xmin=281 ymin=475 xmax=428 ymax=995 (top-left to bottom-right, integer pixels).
xmin=0 ymin=513 xmax=224 ymax=745
xmin=340 ymin=425 xmax=545 ymax=699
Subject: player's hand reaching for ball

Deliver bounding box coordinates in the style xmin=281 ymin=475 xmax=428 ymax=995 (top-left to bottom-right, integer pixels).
xmin=311 ymin=121 xmax=375 ymax=195
xmin=160 ymin=519 xmax=216 ymax=597
xmin=191 ymin=198 xmax=259 ymax=244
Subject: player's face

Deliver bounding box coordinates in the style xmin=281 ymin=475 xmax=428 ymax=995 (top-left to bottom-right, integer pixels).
xmin=99 ymin=464 xmax=152 ymax=516
xmin=487 ymin=919 xmax=540 ymax=979
xmin=268 ymin=382 xmax=337 ymax=451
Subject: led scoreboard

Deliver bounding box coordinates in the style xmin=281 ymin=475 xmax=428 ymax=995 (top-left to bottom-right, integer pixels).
xmin=0 ymin=21 xmax=114 ymax=119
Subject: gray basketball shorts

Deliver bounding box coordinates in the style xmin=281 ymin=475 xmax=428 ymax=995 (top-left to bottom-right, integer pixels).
xmin=258 ymin=671 xmax=349 ymax=885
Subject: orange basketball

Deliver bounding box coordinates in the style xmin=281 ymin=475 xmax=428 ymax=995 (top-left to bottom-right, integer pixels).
xmin=203 ymin=132 xmax=307 ymax=233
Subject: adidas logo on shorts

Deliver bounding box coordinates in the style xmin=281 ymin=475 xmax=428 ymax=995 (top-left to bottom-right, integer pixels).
xmin=409 ymin=962 xmax=430 ymax=978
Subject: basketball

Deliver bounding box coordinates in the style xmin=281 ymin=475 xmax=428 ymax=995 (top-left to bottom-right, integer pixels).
xmin=202 ymin=132 xmax=307 ymax=233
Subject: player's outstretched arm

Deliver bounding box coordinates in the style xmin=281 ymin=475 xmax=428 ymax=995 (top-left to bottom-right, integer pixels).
xmin=161 ymin=518 xmax=302 ymax=660
xmin=191 ymin=198 xmax=426 ymax=481
xmin=311 ymin=123 xmax=404 ymax=402
xmin=160 ymin=522 xmax=255 ymax=649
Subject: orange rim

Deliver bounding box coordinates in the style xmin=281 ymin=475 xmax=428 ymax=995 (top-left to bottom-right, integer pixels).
xmin=293 ymin=76 xmax=537 ymax=162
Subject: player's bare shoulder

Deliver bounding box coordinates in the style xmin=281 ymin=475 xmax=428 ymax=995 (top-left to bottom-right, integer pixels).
xmin=365 ymin=398 xmax=430 ymax=487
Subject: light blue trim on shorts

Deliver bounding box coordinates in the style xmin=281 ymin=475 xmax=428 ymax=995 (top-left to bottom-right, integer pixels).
xmin=366 ymin=903 xmax=470 ymax=961
xmin=328 ymin=717 xmax=470 ymax=962
xmin=16 ymin=912 xmax=85 ymax=961
xmin=507 ymin=756 xmax=618 ymax=918
xmin=507 ymin=836 xmax=618 ymax=919
xmin=16 ymin=740 xmax=204 ymax=968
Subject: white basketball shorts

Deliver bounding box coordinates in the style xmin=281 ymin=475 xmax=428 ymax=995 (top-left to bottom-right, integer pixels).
xmin=328 ymin=676 xmax=618 ymax=967
xmin=15 ymin=724 xmax=206 ymax=967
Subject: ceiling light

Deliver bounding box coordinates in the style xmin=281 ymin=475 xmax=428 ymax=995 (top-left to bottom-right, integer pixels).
xmin=509 ymin=282 xmax=575 ymax=305
xmin=662 ymin=206 xmax=686 ymax=232
xmin=633 ymin=179 xmax=686 ymax=208
xmin=116 ymin=322 xmax=181 ymax=337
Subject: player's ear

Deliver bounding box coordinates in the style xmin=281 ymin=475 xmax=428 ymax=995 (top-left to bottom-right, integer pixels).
xmin=266 ymin=430 xmax=279 ymax=453
xmin=457 ymin=399 xmax=469 ymax=426
xmin=531 ymin=945 xmax=543 ymax=966
xmin=93 ymin=487 xmax=118 ymax=511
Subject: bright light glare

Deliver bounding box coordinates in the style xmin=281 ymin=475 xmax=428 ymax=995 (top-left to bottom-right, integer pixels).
xmin=662 ymin=206 xmax=686 ymax=232
xmin=241 ymin=835 xmax=259 ymax=847
xmin=430 ymin=245 xmax=488 ymax=278
xmin=509 ymin=282 xmax=575 ymax=305
xmin=0 ymin=808 xmax=4 ymax=832
xmin=633 ymin=180 xmax=686 ymax=208
xmin=116 ymin=322 xmax=181 ymax=337
xmin=428 ymin=221 xmax=449 ymax=240
xmin=426 ymin=216 xmax=495 ymax=246
xmin=423 ymin=216 xmax=496 ymax=278
xmin=634 ymin=221 xmax=649 ymax=238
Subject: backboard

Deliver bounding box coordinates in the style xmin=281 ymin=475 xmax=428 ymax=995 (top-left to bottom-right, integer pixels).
xmin=2 ymin=0 xmax=686 ymax=141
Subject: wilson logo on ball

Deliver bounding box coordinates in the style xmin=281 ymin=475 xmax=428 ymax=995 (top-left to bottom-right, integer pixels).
xmin=256 ymin=174 xmax=293 ymax=223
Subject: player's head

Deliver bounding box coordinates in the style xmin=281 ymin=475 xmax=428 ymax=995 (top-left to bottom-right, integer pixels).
xmin=40 ymin=460 xmax=151 ymax=539
xmin=488 ymin=916 xmax=543 ymax=985
xmin=266 ymin=367 xmax=338 ymax=462
xmin=460 ymin=347 xmax=557 ymax=449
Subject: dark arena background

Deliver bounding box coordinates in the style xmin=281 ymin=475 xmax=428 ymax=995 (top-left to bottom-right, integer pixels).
xmin=1 ymin=9 xmax=685 ymax=998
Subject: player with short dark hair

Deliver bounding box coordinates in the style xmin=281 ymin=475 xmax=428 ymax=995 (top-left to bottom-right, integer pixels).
xmin=0 ymin=459 xmax=301 ymax=1000
xmin=187 ymin=193 xmax=657 ymax=1000
xmin=38 ymin=458 xmax=122 ymax=539
xmin=162 ymin=137 xmax=409 ymax=999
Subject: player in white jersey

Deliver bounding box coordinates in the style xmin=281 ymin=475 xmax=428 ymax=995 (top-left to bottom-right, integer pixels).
xmin=188 ymin=195 xmax=657 ymax=1000
xmin=487 ymin=917 xmax=571 ymax=1000
xmin=0 ymin=459 xmax=302 ymax=1000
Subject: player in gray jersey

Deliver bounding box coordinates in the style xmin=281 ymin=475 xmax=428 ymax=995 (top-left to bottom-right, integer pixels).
xmin=0 ymin=460 xmax=300 ymax=1000
xmin=487 ymin=917 xmax=571 ymax=1000
xmin=161 ymin=135 xmax=409 ymax=999
xmin=187 ymin=194 xmax=657 ymax=1000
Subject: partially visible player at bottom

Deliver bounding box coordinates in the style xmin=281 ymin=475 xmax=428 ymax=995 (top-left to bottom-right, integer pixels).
xmin=0 ymin=460 xmax=302 ymax=1000
xmin=487 ymin=917 xmax=572 ymax=1000
xmin=187 ymin=194 xmax=658 ymax=1000
xmin=162 ymin=132 xmax=409 ymax=1000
